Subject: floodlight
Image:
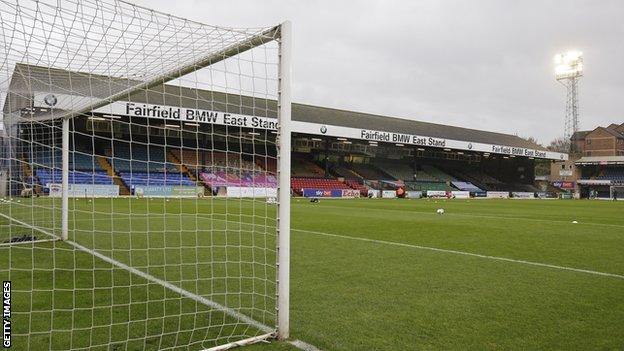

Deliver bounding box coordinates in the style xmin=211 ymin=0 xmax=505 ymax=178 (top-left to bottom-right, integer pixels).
xmin=554 ymin=50 xmax=583 ymax=139
xmin=554 ymin=51 xmax=583 ymax=80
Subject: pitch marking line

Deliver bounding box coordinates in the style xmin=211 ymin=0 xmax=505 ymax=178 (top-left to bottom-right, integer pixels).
xmin=288 ymin=339 xmax=323 ymax=351
xmin=293 ymin=228 xmax=624 ymax=281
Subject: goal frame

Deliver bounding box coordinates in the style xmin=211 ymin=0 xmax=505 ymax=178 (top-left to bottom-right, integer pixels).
xmin=609 ymin=185 xmax=623 ymax=200
xmin=4 ymin=15 xmax=292 ymax=351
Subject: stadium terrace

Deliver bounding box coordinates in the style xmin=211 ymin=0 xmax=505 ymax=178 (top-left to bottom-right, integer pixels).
xmin=1 ymin=63 xmax=570 ymax=202
xmin=5 ymin=64 xmax=566 ymax=161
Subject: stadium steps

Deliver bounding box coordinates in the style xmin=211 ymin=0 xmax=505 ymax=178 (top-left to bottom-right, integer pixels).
xmin=347 ymin=163 xmax=395 ymax=180
xmin=446 ymin=168 xmax=489 ymax=191
xmin=167 ymin=151 xmax=197 ymax=182
xmin=346 ymin=167 xmax=365 ymax=179
xmin=167 ymin=151 xmax=209 ymax=193
xmin=329 ymin=165 xmax=361 ymax=180
xmin=21 ymin=158 xmax=42 ymax=194
xmin=97 ymin=156 xmax=130 ymax=195
xmin=292 ymin=156 xmax=325 ymax=178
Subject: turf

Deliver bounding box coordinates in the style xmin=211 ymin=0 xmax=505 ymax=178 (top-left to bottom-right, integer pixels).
xmin=1 ymin=197 xmax=624 ymax=350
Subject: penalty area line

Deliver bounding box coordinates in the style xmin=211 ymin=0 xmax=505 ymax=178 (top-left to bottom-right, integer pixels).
xmin=293 ymin=228 xmax=624 ymax=281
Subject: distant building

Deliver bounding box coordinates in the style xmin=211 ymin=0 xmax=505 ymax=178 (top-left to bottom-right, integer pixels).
xmin=549 ymin=122 xmax=624 ymax=197
xmin=571 ymin=123 xmax=624 ymax=157
xmin=564 ymin=122 xmax=624 ymax=199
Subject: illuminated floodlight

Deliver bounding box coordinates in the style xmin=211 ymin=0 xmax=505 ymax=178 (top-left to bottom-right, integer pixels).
xmin=554 ymin=50 xmax=583 ymax=140
xmin=554 ymin=51 xmax=583 ymax=80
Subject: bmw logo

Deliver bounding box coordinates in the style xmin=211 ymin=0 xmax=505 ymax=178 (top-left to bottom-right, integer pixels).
xmin=468 ymin=143 xmax=473 ymax=150
xmin=320 ymin=125 xmax=327 ymax=134
xmin=43 ymin=94 xmax=58 ymax=107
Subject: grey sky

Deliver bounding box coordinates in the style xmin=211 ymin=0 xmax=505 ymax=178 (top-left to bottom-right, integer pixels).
xmin=133 ymin=0 xmax=624 ymax=145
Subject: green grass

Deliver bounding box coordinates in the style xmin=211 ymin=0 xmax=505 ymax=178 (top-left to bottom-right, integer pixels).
xmin=1 ymin=197 xmax=624 ymax=350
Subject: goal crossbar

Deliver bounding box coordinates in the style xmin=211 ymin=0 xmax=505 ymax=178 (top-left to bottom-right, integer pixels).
xmin=24 ymin=26 xmax=282 ymax=123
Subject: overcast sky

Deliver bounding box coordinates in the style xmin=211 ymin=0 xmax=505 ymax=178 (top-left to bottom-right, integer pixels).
xmin=133 ymin=0 xmax=624 ymax=145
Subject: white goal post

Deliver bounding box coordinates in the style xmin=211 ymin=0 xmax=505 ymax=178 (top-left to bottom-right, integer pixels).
xmin=610 ymin=185 xmax=623 ymax=200
xmin=0 ymin=0 xmax=291 ymax=350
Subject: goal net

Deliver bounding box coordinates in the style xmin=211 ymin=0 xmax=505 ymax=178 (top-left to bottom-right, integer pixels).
xmin=0 ymin=0 xmax=291 ymax=350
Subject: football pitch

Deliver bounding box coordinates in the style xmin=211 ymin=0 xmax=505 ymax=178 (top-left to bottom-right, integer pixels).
xmin=1 ymin=197 xmax=624 ymax=350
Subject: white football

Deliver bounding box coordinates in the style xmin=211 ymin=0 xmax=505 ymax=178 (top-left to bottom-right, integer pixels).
xmin=436 ymin=208 xmax=445 ymax=215
xmin=572 ymin=220 xmax=578 ymax=224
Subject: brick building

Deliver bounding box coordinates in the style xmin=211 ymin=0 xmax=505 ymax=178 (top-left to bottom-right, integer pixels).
xmin=571 ymin=123 xmax=624 ymax=157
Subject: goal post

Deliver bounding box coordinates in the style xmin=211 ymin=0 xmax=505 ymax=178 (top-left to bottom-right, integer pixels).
xmin=0 ymin=0 xmax=291 ymax=350
xmin=277 ymin=19 xmax=292 ymax=341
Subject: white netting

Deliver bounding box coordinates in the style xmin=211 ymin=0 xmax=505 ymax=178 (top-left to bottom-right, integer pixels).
xmin=0 ymin=0 xmax=286 ymax=349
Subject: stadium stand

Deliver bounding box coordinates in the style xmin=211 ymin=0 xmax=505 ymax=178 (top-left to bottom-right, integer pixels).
xmin=421 ymin=165 xmax=456 ymax=182
xmin=511 ymin=183 xmax=540 ymax=192
xmin=210 ymin=152 xmax=262 ymax=172
xmin=405 ymin=181 xmax=450 ymax=192
xmin=7 ymin=63 xmax=561 ymax=199
xmin=118 ymin=172 xmax=194 ymax=186
xmin=345 ymin=179 xmax=369 ymax=196
xmin=200 ymin=171 xmax=276 ymax=188
xmin=451 ymin=181 xmax=482 ymax=192
xmin=170 ymin=149 xmax=202 ymax=171
xmin=331 ymin=165 xmax=361 ymax=179
xmin=110 ymin=144 xmax=175 ymax=172
xmin=35 ymin=169 xmax=111 ymax=185
xmin=30 ymin=149 xmax=113 ymax=186
xmin=164 ymin=150 xmax=276 ymax=190
xmin=292 ymin=153 xmax=325 ymax=178
xmin=450 ymin=168 xmax=504 ymax=191
xmin=170 ymin=150 xmax=260 ymax=172
xmin=291 ymin=177 xmax=350 ymax=195
xmin=348 ymin=163 xmax=394 ymax=180
xmin=255 ymin=155 xmax=277 ymax=173
xmin=413 ymin=168 xmax=439 ymax=182
xmin=26 ymin=143 xmax=541 ymax=196
xmin=373 ymin=159 xmax=414 ymax=181
xmin=598 ymin=168 xmax=624 ymax=181
xmin=109 ymin=143 xmax=193 ymax=187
